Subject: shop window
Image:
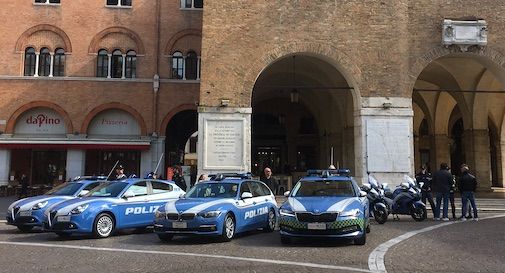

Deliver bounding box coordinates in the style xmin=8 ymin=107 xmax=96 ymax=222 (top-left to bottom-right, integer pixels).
xmin=185 ymin=51 xmax=198 ymax=80
xmin=181 ymin=0 xmax=203 ymax=9
xmin=125 ymin=50 xmax=136 ymax=79
xmin=53 ymin=48 xmax=65 ymax=77
xmin=24 ymin=47 xmax=36 ymax=76
xmin=38 ymin=48 xmax=51 ymax=77
xmin=34 ymin=0 xmax=61 ymax=4
xmin=171 ymin=51 xmax=184 ymax=79
xmin=106 ymin=0 xmax=132 ymax=7
xmin=111 ymin=50 xmax=123 ymax=78
xmin=97 ymin=49 xmax=109 ymax=78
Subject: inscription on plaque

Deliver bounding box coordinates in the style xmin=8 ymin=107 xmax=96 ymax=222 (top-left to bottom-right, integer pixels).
xmin=205 ymin=119 xmax=244 ymax=169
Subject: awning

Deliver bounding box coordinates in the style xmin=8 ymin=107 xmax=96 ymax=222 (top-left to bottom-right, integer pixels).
xmin=0 ymin=139 xmax=151 ymax=150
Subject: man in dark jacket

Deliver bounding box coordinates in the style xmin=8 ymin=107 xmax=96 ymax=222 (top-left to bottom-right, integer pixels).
xmin=432 ymin=163 xmax=453 ymax=220
xmin=458 ymin=164 xmax=478 ymax=221
xmin=260 ymin=167 xmax=278 ymax=195
xmin=416 ymin=164 xmax=436 ymax=216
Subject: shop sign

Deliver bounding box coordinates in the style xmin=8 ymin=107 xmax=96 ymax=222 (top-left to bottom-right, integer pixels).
xmin=88 ymin=109 xmax=140 ymax=136
xmin=14 ymin=108 xmax=66 ymax=135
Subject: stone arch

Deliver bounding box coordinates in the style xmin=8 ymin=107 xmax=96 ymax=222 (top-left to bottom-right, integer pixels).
xmin=412 ymin=91 xmax=434 ymax=134
xmin=5 ymin=101 xmax=73 ymax=134
xmin=242 ymin=42 xmax=362 ymax=110
xmin=159 ymin=104 xmax=197 ymax=136
xmin=81 ymin=103 xmax=147 ymax=135
xmin=164 ymin=29 xmax=202 ymax=55
xmin=15 ymin=24 xmax=72 ymax=53
xmin=88 ymin=27 xmax=145 ymax=55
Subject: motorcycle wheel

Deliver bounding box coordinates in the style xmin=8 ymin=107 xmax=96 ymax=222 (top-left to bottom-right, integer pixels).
xmin=411 ymin=206 xmax=427 ymax=222
xmin=374 ymin=207 xmax=388 ymax=224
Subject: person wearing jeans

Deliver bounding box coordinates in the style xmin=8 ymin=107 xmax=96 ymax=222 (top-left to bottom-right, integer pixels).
xmin=432 ymin=163 xmax=453 ymax=220
xmin=458 ymin=164 xmax=478 ymax=221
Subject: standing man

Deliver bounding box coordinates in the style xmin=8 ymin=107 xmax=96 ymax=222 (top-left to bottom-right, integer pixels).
xmin=458 ymin=164 xmax=479 ymax=221
xmin=18 ymin=174 xmax=29 ymax=199
xmin=115 ymin=165 xmax=127 ymax=180
xmin=432 ymin=163 xmax=453 ymax=221
xmin=261 ymin=167 xmax=278 ymax=195
xmin=416 ymin=164 xmax=436 ymax=217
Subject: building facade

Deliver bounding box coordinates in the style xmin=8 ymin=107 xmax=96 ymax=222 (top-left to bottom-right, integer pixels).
xmin=0 ymin=0 xmax=202 ymax=185
xmin=197 ymin=1 xmax=505 ymax=191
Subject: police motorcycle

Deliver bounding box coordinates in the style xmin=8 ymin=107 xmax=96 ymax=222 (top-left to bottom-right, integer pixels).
xmin=383 ymin=175 xmax=427 ymax=221
xmin=361 ymin=174 xmax=389 ymax=224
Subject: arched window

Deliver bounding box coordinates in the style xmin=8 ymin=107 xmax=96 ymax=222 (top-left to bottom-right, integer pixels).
xmin=39 ymin=48 xmax=51 ymax=77
xmin=97 ymin=49 xmax=109 ymax=77
xmin=171 ymin=51 xmax=183 ymax=79
xmin=125 ymin=50 xmax=137 ymax=78
xmin=181 ymin=0 xmax=203 ymax=9
xmin=185 ymin=51 xmax=198 ymax=80
xmin=111 ymin=49 xmax=123 ymax=78
xmin=53 ymin=48 xmax=65 ymax=77
xmin=24 ymin=47 xmax=36 ymax=76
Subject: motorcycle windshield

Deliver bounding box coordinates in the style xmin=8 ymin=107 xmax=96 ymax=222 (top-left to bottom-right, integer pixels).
xmin=403 ymin=175 xmax=416 ymax=187
xmin=369 ymin=175 xmax=379 ymax=188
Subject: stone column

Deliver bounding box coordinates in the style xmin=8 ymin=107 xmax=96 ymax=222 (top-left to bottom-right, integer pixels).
xmin=471 ymin=129 xmax=492 ymax=191
xmin=49 ymin=52 xmax=54 ymax=77
xmin=107 ymin=54 xmax=112 ymax=78
xmin=34 ymin=52 xmax=40 ymax=77
xmin=500 ymin=141 xmax=505 ymax=188
xmin=66 ymin=150 xmax=85 ymax=181
xmin=355 ymin=97 xmax=414 ymax=185
xmin=0 ymin=149 xmax=11 ymax=186
xmin=414 ymin=136 xmax=421 ymax=170
xmin=433 ymin=134 xmax=451 ymax=169
xmin=197 ymin=107 xmax=251 ymax=176
xmin=121 ymin=54 xmax=126 ymax=79
xmin=141 ymin=136 xmax=166 ymax=177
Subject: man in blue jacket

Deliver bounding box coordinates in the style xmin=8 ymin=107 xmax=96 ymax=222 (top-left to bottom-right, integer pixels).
xmin=458 ymin=164 xmax=479 ymax=221
xmin=432 ymin=163 xmax=453 ymax=221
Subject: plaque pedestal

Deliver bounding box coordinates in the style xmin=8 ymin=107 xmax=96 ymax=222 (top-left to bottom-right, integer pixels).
xmin=197 ymin=107 xmax=252 ymax=176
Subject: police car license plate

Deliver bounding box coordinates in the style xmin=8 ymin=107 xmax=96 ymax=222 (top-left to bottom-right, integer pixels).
xmin=307 ymin=223 xmax=326 ymax=230
xmin=172 ymin=222 xmax=187 ymax=229
xmin=19 ymin=211 xmax=31 ymax=217
xmin=58 ymin=216 xmax=71 ymax=222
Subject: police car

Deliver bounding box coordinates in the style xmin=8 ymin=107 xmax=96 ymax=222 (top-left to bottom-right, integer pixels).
xmin=43 ymin=178 xmax=183 ymax=238
xmin=153 ymin=173 xmax=278 ymax=242
xmin=279 ymin=169 xmax=370 ymax=245
xmin=6 ymin=177 xmax=107 ymax=232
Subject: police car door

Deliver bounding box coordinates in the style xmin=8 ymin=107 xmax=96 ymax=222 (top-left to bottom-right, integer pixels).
xmin=118 ymin=181 xmax=150 ymax=228
xmin=237 ymin=181 xmax=261 ymax=230
xmin=144 ymin=181 xmax=176 ymax=224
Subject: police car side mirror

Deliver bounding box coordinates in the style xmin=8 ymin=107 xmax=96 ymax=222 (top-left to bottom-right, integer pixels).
xmin=179 ymin=194 xmax=185 ymax=199
xmin=283 ymin=191 xmax=290 ymax=197
xmin=122 ymin=191 xmax=135 ymax=199
xmin=241 ymin=192 xmax=253 ymax=199
xmin=77 ymin=190 xmax=89 ymax=197
xmin=359 ymin=191 xmax=367 ymax=197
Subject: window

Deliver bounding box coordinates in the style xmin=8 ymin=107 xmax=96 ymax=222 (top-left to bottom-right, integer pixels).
xmin=111 ymin=50 xmax=123 ymax=78
xmin=53 ymin=48 xmax=65 ymax=77
xmin=97 ymin=49 xmax=109 ymax=77
xmin=181 ymin=0 xmax=202 ymax=9
xmin=24 ymin=47 xmax=36 ymax=76
xmin=106 ymin=0 xmax=132 ymax=7
xmin=34 ymin=0 xmax=61 ymax=4
xmin=125 ymin=50 xmax=136 ymax=78
xmin=171 ymin=51 xmax=184 ymax=79
xmin=38 ymin=48 xmax=51 ymax=77
xmin=125 ymin=181 xmax=148 ymax=197
xmin=151 ymin=181 xmax=173 ymax=194
xmin=185 ymin=51 xmax=198 ymax=80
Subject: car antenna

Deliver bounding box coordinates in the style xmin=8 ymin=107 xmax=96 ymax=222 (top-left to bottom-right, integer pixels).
xmin=106 ymin=160 xmax=120 ymax=181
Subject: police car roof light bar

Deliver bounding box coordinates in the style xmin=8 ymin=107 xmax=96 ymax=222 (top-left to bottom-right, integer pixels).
xmin=210 ymin=173 xmax=253 ymax=181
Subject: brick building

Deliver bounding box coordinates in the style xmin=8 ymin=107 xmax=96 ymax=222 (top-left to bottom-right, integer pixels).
xmin=1 ymin=1 xmax=505 ymax=191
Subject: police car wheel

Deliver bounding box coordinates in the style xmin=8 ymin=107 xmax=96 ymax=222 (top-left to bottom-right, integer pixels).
xmin=158 ymin=234 xmax=174 ymax=242
xmin=93 ymin=213 xmax=115 ymax=238
xmin=16 ymin=225 xmax=33 ymax=232
xmin=280 ymin=235 xmax=291 ymax=244
xmin=264 ymin=209 xmax=276 ymax=232
xmin=221 ymin=213 xmax=235 ymax=242
xmin=354 ymin=231 xmax=366 ymax=245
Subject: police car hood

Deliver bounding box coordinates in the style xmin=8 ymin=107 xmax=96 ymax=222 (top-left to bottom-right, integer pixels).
xmin=285 ymin=196 xmax=361 ymax=213
xmin=164 ymin=198 xmax=236 ymax=214
xmin=48 ymin=197 xmax=117 ymax=213
xmin=8 ymin=195 xmax=75 ymax=212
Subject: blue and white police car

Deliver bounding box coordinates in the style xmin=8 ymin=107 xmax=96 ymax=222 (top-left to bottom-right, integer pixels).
xmin=154 ymin=173 xmax=278 ymax=242
xmin=43 ymin=178 xmax=183 ymax=238
xmin=6 ymin=177 xmax=107 ymax=232
xmin=279 ymin=169 xmax=370 ymax=245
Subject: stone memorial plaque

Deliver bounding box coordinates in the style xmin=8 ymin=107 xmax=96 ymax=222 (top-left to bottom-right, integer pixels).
xmin=204 ymin=119 xmax=244 ymax=169
xmin=366 ymin=119 xmax=411 ymax=172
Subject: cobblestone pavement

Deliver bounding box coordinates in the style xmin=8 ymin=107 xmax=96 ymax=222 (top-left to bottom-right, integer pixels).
xmin=0 ymin=212 xmax=504 ymax=273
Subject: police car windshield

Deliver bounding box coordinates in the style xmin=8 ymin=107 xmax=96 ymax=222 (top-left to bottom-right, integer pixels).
xmin=46 ymin=183 xmax=83 ymax=196
xmin=85 ymin=182 xmax=128 ymax=198
xmin=292 ymin=180 xmax=356 ymax=197
xmin=186 ymin=183 xmax=239 ymax=198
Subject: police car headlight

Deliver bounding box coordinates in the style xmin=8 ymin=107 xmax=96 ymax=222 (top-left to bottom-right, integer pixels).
xmin=198 ymin=211 xmax=222 ymax=218
xmin=155 ymin=210 xmax=166 ymax=219
xmin=32 ymin=201 xmax=49 ymax=210
xmin=70 ymin=204 xmax=89 ymax=215
xmin=340 ymin=209 xmax=362 ymax=217
xmin=279 ymin=208 xmax=295 ymax=217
